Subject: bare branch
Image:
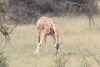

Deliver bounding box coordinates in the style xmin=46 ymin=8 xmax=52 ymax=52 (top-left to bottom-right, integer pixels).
xmin=86 ymin=48 xmax=100 ymax=65
xmin=8 ymin=41 xmax=19 ymax=54
xmin=8 ymin=23 xmax=17 ymax=34
xmin=77 ymin=45 xmax=100 ymax=65
xmin=0 ymin=2 xmax=18 ymax=53
xmin=67 ymin=4 xmax=72 ymax=14
xmin=77 ymin=44 xmax=86 ymax=60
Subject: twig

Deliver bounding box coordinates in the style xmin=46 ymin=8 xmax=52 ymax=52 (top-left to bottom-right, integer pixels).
xmin=8 ymin=41 xmax=19 ymax=54
xmin=8 ymin=23 xmax=17 ymax=34
xmin=0 ymin=2 xmax=19 ymax=53
xmin=77 ymin=45 xmax=100 ymax=65
xmin=77 ymin=44 xmax=86 ymax=60
xmin=0 ymin=35 xmax=19 ymax=54
xmin=86 ymin=48 xmax=100 ymax=65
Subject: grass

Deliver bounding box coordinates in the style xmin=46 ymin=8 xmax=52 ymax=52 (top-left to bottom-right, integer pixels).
xmin=1 ymin=15 xmax=100 ymax=67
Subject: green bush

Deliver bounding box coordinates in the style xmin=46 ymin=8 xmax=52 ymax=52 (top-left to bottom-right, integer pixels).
xmin=53 ymin=55 xmax=68 ymax=67
xmin=0 ymin=51 xmax=8 ymax=67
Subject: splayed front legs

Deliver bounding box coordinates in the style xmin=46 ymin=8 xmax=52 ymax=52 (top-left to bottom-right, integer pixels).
xmin=34 ymin=32 xmax=47 ymax=54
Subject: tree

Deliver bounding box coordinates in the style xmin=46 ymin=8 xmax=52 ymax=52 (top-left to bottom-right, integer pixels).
xmin=6 ymin=0 xmax=99 ymax=26
xmin=0 ymin=1 xmax=18 ymax=52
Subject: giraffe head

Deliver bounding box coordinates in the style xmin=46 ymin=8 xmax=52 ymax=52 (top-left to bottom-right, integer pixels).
xmin=54 ymin=42 xmax=62 ymax=49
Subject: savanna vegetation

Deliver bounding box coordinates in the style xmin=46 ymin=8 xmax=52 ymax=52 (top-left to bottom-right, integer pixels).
xmin=0 ymin=0 xmax=100 ymax=67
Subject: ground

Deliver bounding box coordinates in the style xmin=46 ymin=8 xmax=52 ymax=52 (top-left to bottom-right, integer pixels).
xmin=0 ymin=15 xmax=100 ymax=67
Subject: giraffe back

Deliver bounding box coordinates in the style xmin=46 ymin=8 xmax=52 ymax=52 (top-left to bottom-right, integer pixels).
xmin=37 ymin=17 xmax=58 ymax=33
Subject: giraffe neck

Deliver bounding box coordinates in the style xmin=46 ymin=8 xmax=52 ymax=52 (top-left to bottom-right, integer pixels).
xmin=54 ymin=30 xmax=59 ymax=43
xmin=52 ymin=22 xmax=59 ymax=43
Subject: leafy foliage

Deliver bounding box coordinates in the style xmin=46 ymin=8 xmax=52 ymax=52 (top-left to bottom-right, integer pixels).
xmin=53 ymin=55 xmax=68 ymax=67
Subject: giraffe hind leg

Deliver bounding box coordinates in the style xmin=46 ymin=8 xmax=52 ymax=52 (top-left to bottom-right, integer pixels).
xmin=39 ymin=34 xmax=40 ymax=43
xmin=38 ymin=35 xmax=41 ymax=46
xmin=44 ymin=36 xmax=48 ymax=53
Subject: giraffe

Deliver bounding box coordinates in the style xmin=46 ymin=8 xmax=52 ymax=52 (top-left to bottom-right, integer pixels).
xmin=34 ymin=17 xmax=66 ymax=56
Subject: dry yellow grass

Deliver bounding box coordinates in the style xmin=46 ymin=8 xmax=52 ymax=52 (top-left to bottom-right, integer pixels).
xmin=0 ymin=15 xmax=100 ymax=67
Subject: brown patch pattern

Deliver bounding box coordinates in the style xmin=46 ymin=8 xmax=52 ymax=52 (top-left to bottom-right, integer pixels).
xmin=37 ymin=17 xmax=59 ymax=44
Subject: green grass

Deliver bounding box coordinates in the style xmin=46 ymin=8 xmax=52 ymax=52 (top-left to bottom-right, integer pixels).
xmin=1 ymin=15 xmax=100 ymax=67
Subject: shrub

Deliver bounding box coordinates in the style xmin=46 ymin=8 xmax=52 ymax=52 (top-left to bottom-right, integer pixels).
xmin=0 ymin=51 xmax=8 ymax=67
xmin=53 ymin=55 xmax=68 ymax=67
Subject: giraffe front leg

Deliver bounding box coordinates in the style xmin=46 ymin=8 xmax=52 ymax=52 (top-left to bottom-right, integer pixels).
xmin=39 ymin=32 xmax=45 ymax=46
xmin=33 ymin=42 xmax=40 ymax=54
xmin=33 ymin=44 xmax=39 ymax=54
xmin=34 ymin=29 xmax=40 ymax=54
